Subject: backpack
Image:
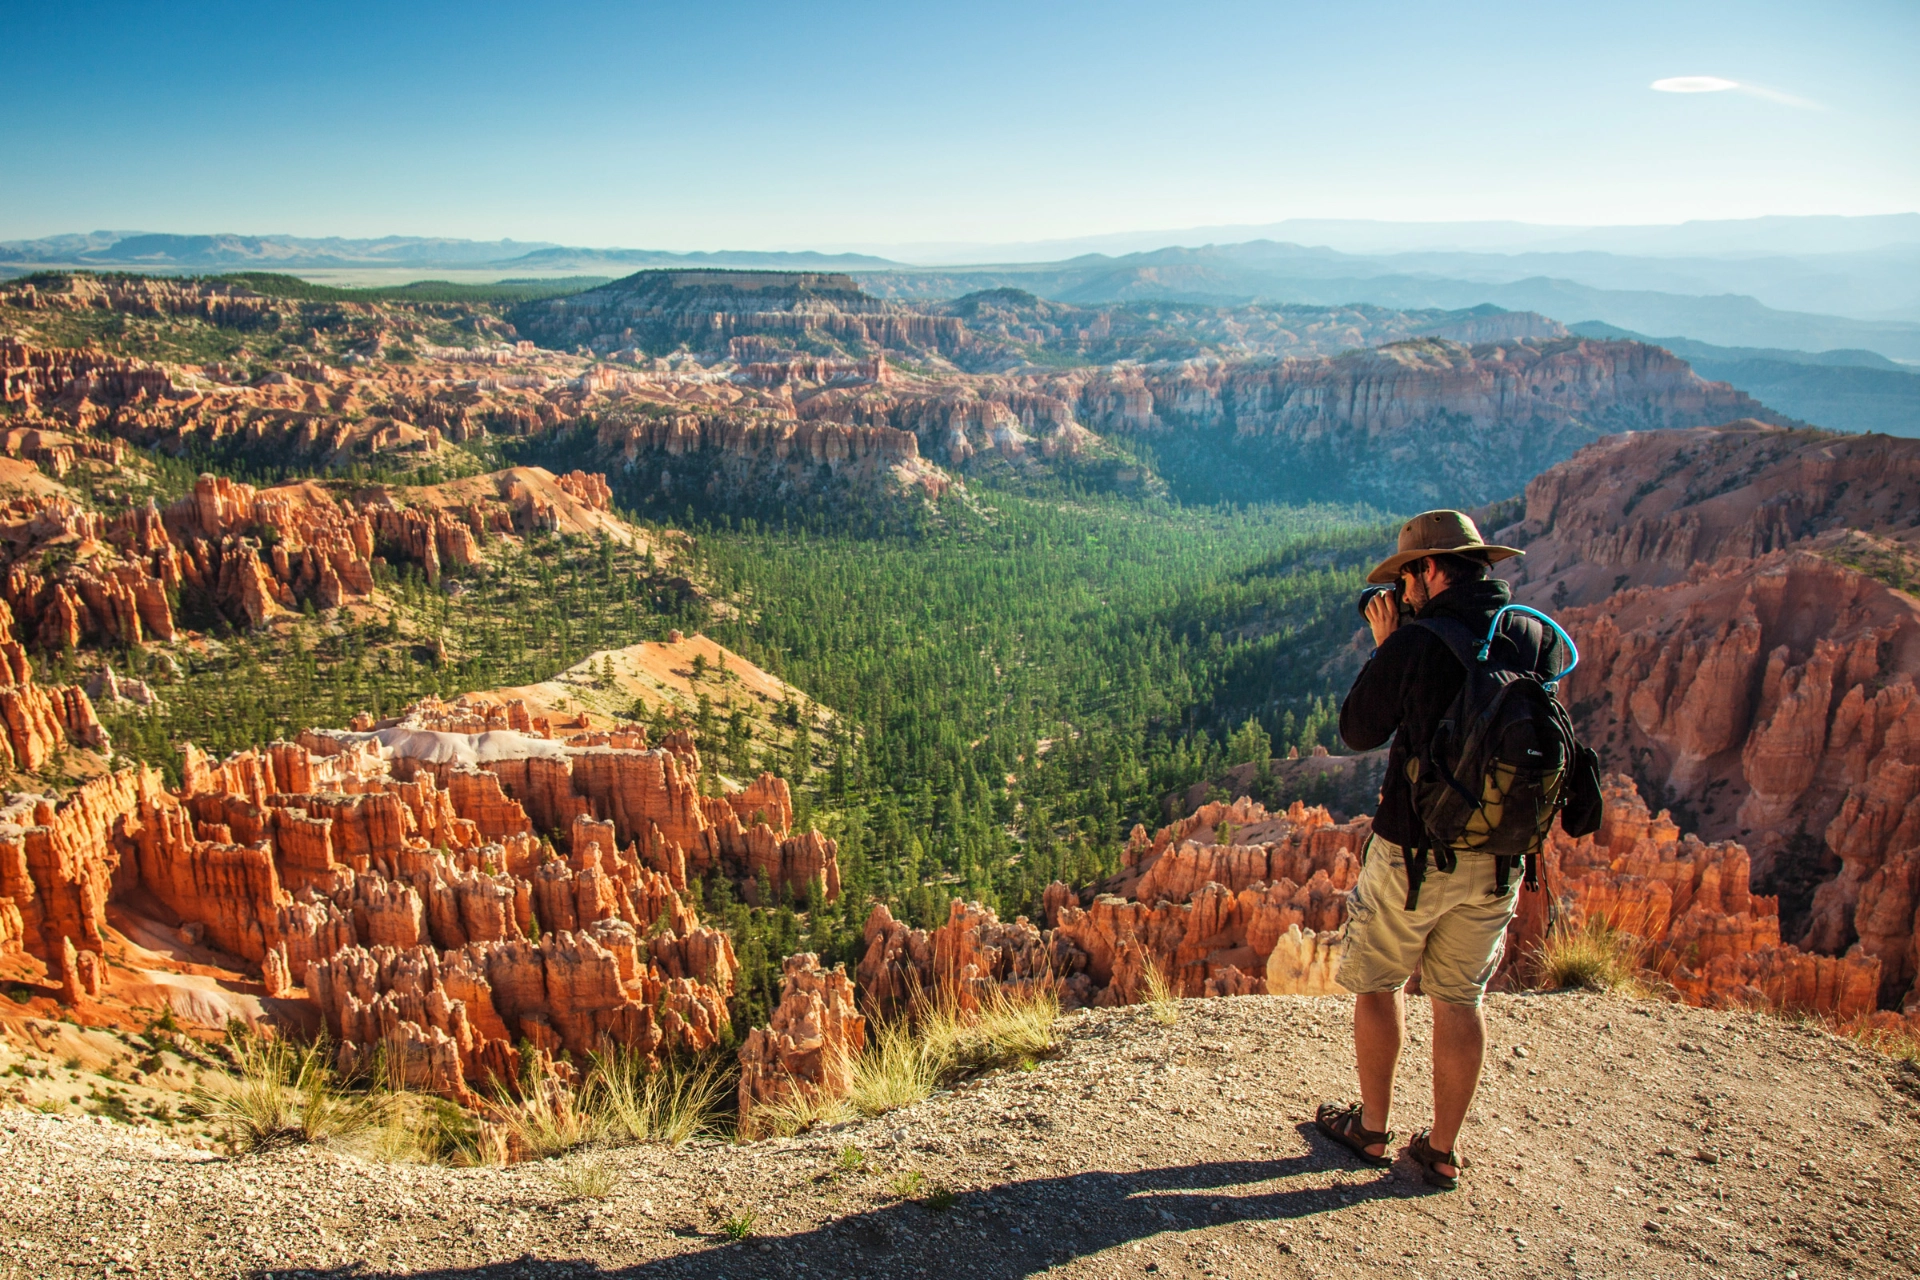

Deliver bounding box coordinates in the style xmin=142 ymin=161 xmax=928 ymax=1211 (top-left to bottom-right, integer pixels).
xmin=1399 ymin=604 xmax=1604 ymax=910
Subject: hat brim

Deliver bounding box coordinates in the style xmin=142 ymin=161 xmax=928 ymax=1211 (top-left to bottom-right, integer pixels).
xmin=1366 ymin=544 xmax=1523 ymax=584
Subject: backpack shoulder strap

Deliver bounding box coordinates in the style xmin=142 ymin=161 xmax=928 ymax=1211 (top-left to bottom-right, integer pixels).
xmin=1406 ymin=616 xmax=1482 ymax=673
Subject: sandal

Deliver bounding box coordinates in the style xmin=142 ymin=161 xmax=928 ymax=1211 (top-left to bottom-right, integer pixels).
xmin=1409 ymin=1129 xmax=1469 ymax=1190
xmin=1314 ymin=1101 xmax=1394 ymax=1169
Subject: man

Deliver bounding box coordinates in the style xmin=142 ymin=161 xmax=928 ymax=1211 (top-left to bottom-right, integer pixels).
xmin=1315 ymin=509 xmax=1533 ymax=1191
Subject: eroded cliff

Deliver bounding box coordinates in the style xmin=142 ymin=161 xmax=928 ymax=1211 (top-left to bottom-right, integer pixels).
xmin=1495 ymin=423 xmax=1920 ymax=1008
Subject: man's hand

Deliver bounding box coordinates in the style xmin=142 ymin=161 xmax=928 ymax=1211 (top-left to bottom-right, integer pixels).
xmin=1365 ymin=588 xmax=1400 ymax=649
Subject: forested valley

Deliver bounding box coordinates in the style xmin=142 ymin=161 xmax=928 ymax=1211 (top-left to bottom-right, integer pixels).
xmin=83 ymin=439 xmax=1390 ymax=1030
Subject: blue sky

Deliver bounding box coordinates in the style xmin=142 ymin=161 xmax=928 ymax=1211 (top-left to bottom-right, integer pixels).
xmin=2 ymin=0 xmax=1914 ymax=250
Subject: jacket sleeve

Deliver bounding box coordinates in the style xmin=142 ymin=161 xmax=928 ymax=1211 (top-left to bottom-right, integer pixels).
xmin=1339 ymin=627 xmax=1420 ymax=751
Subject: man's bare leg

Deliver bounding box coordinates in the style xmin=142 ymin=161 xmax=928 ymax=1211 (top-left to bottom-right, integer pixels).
xmin=1427 ymin=999 xmax=1487 ymax=1178
xmin=1354 ymin=989 xmax=1405 ymax=1156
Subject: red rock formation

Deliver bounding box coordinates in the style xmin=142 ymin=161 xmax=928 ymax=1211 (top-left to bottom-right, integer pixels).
xmin=856 ymin=797 xmax=1368 ymax=1014
xmin=1497 ymin=424 xmax=1920 ymax=1008
xmin=0 ymin=441 xmax=637 ymax=641
xmin=736 ymin=953 xmax=865 ymax=1134
xmin=1508 ymin=776 xmax=1883 ymax=1018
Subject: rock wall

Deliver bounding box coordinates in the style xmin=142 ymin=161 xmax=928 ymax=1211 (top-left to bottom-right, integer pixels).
xmin=787 ymin=337 xmax=1778 ymax=504
xmin=1496 ymin=424 xmax=1920 ymax=1008
xmin=594 ymin=411 xmax=952 ymax=503
xmin=509 ymin=270 xmax=967 ymax=357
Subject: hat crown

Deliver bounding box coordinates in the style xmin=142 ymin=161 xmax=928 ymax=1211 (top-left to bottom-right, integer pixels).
xmin=1398 ymin=509 xmax=1486 ymax=556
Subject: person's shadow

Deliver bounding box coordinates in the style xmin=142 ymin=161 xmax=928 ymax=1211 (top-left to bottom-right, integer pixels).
xmin=292 ymin=1122 xmax=1433 ymax=1279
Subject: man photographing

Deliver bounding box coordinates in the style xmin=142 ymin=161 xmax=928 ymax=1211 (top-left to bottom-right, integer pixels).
xmin=1315 ymin=509 xmax=1593 ymax=1189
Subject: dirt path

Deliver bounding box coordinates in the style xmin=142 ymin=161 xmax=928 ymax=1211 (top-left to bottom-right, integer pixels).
xmin=4 ymin=992 xmax=1916 ymax=1279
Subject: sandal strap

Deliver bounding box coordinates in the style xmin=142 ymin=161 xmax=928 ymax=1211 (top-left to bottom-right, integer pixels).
xmin=1327 ymin=1102 xmax=1393 ymax=1145
xmin=1413 ymin=1131 xmax=1464 ymax=1166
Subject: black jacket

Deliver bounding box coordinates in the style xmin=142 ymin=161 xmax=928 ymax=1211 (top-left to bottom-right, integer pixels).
xmin=1339 ymin=578 xmax=1547 ymax=847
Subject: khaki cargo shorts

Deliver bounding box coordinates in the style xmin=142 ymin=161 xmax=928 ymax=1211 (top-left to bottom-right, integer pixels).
xmin=1335 ymin=834 xmax=1518 ymax=1007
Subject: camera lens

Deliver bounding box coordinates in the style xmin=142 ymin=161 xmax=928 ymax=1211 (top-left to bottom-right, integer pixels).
xmin=1356 ymin=583 xmax=1396 ymax=620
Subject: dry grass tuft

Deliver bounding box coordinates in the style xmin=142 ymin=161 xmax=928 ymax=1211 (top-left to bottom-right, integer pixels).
xmin=344 ymin=1092 xmax=481 ymax=1164
xmin=545 ymin=1151 xmax=618 ymax=1201
xmin=1531 ymin=911 xmax=1653 ymax=996
xmin=1836 ymin=1014 xmax=1920 ymax=1064
xmin=848 ymin=1020 xmax=941 ymax=1118
xmin=746 ymin=982 xmax=1063 ymax=1139
xmin=1140 ymin=958 xmax=1181 ymax=1025
xmin=586 ymin=1049 xmax=729 ymax=1146
xmin=477 ymin=1065 xmax=600 ymax=1162
xmin=193 ymin=1033 xmax=387 ymax=1154
xmin=741 ymin=1072 xmax=855 ymax=1139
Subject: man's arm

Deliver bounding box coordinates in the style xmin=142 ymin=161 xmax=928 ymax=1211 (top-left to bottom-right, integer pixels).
xmin=1339 ymin=627 xmax=1420 ymax=751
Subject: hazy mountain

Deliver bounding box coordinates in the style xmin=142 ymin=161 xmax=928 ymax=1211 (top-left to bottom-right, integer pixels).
xmin=855 ymin=244 xmax=1920 ymax=363
xmin=0 ymin=231 xmax=561 ymax=268
xmin=0 ymin=231 xmax=901 ymax=273
xmin=857 ymin=213 xmax=1920 ymax=264
xmin=10 ymin=218 xmax=1920 ymax=362
xmin=498 ymin=246 xmax=902 ymax=271
xmin=1570 ymin=321 xmax=1920 ymax=438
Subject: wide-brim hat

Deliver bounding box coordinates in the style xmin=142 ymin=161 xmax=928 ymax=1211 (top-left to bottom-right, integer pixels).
xmin=1366 ymin=509 xmax=1524 ymax=584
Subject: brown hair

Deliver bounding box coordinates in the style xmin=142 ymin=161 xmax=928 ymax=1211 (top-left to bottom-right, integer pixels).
xmin=1408 ymin=551 xmax=1490 ymax=586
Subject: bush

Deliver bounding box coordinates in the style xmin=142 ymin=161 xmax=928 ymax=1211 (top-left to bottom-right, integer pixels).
xmin=193 ymin=1033 xmax=387 ymax=1153
xmin=748 ymin=982 xmax=1061 ymax=1139
xmin=1530 ymin=911 xmax=1650 ymax=995
xmin=1141 ymin=958 xmax=1181 ymax=1025
xmin=586 ymin=1049 xmax=730 ymax=1146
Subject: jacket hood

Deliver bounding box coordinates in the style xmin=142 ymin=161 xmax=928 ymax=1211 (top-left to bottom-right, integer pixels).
xmin=1418 ymin=577 xmax=1512 ymax=629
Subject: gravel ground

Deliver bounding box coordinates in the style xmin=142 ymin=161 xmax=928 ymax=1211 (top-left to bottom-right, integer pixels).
xmin=3 ymin=992 xmax=1916 ymax=1280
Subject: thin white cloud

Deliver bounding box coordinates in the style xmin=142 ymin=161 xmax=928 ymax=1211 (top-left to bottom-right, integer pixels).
xmin=1739 ymin=82 xmax=1824 ymax=110
xmin=1650 ymin=75 xmax=1823 ymax=110
xmin=1652 ymin=76 xmax=1738 ymax=93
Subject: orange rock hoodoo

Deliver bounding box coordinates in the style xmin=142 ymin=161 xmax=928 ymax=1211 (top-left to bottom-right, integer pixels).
xmin=1510 ymin=776 xmax=1883 ymax=1018
xmin=849 ymin=776 xmax=1889 ymax=1040
xmin=736 ymin=953 xmax=866 ymax=1133
xmin=0 ymin=689 xmax=844 ymax=1102
xmin=855 ymin=797 xmax=1370 ymax=1018
xmin=1498 ymin=424 xmax=1920 ymax=1012
xmin=0 ymin=465 xmax=631 ymax=642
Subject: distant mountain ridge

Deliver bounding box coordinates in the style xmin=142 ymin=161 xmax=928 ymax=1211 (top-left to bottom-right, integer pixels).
xmin=0 ymin=231 xmax=900 ymax=272
xmin=9 ymin=218 xmax=1920 ymax=363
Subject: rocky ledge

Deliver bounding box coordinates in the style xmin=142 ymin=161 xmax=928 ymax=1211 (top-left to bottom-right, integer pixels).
xmin=3 ymin=993 xmax=1915 ymax=1279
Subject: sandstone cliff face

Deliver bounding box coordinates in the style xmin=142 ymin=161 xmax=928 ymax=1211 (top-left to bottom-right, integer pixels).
xmin=594 ymin=410 xmax=952 ymax=503
xmin=1498 ymin=423 xmax=1920 ymax=608
xmin=509 ymin=271 xmax=967 ymax=359
xmin=782 ymin=337 xmax=1778 ymax=504
xmin=1498 ymin=424 xmax=1920 ymax=1010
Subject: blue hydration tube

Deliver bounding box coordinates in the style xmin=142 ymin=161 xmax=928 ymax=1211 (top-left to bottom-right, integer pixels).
xmin=1476 ymin=604 xmax=1579 ymax=692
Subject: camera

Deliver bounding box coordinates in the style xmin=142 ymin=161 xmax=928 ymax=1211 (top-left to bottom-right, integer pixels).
xmin=1356 ymin=582 xmax=1413 ymax=622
